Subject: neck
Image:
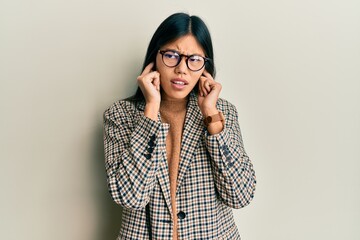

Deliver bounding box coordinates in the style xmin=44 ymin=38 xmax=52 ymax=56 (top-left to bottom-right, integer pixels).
xmin=161 ymin=93 xmax=189 ymax=103
xmin=160 ymin=94 xmax=188 ymax=113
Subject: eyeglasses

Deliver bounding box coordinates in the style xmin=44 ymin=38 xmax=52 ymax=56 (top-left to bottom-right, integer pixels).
xmin=158 ymin=50 xmax=210 ymax=72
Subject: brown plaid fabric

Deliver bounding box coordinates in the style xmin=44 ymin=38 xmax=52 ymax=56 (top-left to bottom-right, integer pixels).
xmin=103 ymin=92 xmax=256 ymax=239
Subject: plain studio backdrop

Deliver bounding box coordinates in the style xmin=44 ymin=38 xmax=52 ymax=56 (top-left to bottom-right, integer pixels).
xmin=1 ymin=0 xmax=359 ymax=239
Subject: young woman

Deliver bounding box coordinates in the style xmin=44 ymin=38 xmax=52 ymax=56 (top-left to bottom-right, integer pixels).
xmin=103 ymin=12 xmax=256 ymax=239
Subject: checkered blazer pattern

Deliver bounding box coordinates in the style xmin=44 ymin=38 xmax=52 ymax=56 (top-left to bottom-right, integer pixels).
xmin=103 ymin=92 xmax=256 ymax=239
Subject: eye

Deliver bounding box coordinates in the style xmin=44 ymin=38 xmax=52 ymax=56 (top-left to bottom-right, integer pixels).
xmin=164 ymin=51 xmax=179 ymax=59
xmin=189 ymin=55 xmax=203 ymax=62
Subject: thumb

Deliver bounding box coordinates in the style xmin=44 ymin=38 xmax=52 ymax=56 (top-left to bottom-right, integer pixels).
xmin=153 ymin=77 xmax=160 ymax=91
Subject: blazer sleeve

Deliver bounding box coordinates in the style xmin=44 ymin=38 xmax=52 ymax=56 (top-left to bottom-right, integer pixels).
xmin=205 ymin=100 xmax=257 ymax=209
xmin=103 ymin=101 xmax=167 ymax=210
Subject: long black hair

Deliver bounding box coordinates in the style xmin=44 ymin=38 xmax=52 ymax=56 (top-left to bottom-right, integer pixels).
xmin=127 ymin=12 xmax=215 ymax=102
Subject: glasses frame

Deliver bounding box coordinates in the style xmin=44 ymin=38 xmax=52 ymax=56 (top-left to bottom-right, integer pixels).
xmin=158 ymin=50 xmax=210 ymax=72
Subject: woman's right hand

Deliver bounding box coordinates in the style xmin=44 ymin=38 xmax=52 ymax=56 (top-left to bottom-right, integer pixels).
xmin=137 ymin=62 xmax=161 ymax=120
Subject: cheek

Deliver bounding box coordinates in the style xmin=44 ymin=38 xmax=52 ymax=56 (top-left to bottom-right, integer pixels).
xmin=155 ymin=55 xmax=162 ymax=71
xmin=156 ymin=56 xmax=169 ymax=78
xmin=191 ymin=72 xmax=203 ymax=83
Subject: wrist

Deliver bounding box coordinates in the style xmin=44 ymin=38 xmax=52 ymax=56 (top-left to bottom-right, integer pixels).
xmin=206 ymin=121 xmax=224 ymax=135
xmin=204 ymin=111 xmax=225 ymax=135
xmin=203 ymin=111 xmax=225 ymax=126
xmin=144 ymin=102 xmax=159 ymax=121
xmin=202 ymin=107 xmax=218 ymax=117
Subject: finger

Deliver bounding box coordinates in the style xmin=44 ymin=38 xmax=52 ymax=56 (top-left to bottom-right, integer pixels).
xmin=204 ymin=80 xmax=211 ymax=92
xmin=202 ymin=74 xmax=216 ymax=85
xmin=147 ymin=71 xmax=160 ymax=81
xmin=199 ymin=87 xmax=205 ymax=97
xmin=202 ymin=70 xmax=214 ymax=80
xmin=142 ymin=62 xmax=155 ymax=76
xmin=153 ymin=76 xmax=160 ymax=91
xmin=200 ymin=88 xmax=206 ymax=97
xmin=199 ymin=76 xmax=207 ymax=96
xmin=207 ymin=82 xmax=222 ymax=98
xmin=198 ymin=85 xmax=203 ymax=97
xmin=200 ymin=76 xmax=211 ymax=94
xmin=137 ymin=70 xmax=154 ymax=82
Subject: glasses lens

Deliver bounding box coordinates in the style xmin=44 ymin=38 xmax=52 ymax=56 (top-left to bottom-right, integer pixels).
xmin=187 ymin=55 xmax=205 ymax=71
xmin=162 ymin=51 xmax=180 ymax=67
xmin=161 ymin=50 xmax=207 ymax=71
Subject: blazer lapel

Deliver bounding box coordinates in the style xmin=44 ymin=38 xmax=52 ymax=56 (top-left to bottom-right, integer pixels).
xmin=156 ymin=142 xmax=173 ymax=218
xmin=176 ymin=92 xmax=204 ymax=194
xmin=136 ymin=101 xmax=173 ymax=217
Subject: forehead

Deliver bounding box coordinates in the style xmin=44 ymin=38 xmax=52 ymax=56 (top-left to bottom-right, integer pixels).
xmin=162 ymin=34 xmax=205 ymax=55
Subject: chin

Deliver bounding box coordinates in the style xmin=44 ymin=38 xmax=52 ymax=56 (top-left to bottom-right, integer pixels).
xmin=171 ymin=92 xmax=190 ymax=99
xmin=163 ymin=90 xmax=192 ymax=100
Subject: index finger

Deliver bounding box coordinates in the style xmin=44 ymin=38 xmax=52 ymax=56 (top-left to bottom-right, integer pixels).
xmin=142 ymin=62 xmax=155 ymax=75
xmin=202 ymin=70 xmax=214 ymax=80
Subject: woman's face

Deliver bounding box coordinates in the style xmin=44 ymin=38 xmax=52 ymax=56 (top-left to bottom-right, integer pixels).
xmin=156 ymin=34 xmax=205 ymax=100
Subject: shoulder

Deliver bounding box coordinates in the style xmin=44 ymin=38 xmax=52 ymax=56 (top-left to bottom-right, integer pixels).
xmin=104 ymin=99 xmax=144 ymax=120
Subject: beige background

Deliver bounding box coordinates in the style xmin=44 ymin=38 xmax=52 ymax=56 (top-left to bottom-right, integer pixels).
xmin=1 ymin=0 xmax=359 ymax=239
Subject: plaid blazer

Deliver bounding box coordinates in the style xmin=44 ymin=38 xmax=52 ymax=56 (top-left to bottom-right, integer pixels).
xmin=103 ymin=92 xmax=256 ymax=239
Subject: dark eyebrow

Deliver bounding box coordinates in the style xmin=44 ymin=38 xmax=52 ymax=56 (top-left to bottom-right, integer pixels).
xmin=162 ymin=49 xmax=205 ymax=57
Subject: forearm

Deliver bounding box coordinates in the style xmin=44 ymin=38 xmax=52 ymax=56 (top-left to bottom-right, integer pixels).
xmin=205 ymin=103 xmax=256 ymax=208
xmin=144 ymin=102 xmax=160 ymax=121
xmin=104 ymin=105 xmax=167 ymax=209
xmin=203 ymin=108 xmax=224 ymax=135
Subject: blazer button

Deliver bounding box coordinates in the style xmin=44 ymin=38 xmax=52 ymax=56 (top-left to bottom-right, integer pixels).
xmin=147 ymin=147 xmax=154 ymax=153
xmin=150 ymin=134 xmax=156 ymax=141
xmin=148 ymin=140 xmax=155 ymax=147
xmin=177 ymin=211 xmax=186 ymax=220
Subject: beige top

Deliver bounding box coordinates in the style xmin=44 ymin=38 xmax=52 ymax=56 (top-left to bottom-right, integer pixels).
xmin=159 ymin=97 xmax=188 ymax=240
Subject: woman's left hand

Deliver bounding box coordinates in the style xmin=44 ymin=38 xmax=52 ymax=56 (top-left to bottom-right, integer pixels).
xmin=198 ymin=71 xmax=222 ymax=116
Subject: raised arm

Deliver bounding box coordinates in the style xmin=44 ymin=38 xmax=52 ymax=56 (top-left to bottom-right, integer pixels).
xmin=103 ymin=101 xmax=167 ymax=210
xmin=206 ymin=100 xmax=256 ymax=209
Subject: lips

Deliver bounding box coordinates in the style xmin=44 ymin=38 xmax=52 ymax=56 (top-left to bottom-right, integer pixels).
xmin=171 ymin=78 xmax=189 ymax=86
xmin=173 ymin=81 xmax=186 ymax=85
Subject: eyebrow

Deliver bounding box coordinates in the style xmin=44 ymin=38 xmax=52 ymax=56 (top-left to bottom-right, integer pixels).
xmin=162 ymin=49 xmax=205 ymax=57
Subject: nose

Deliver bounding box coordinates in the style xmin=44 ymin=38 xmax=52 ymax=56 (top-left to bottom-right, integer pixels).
xmin=175 ymin=57 xmax=188 ymax=74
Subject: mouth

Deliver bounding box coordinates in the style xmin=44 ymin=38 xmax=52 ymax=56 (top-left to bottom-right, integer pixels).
xmin=171 ymin=78 xmax=189 ymax=86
